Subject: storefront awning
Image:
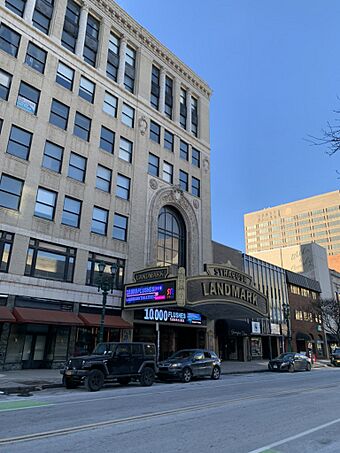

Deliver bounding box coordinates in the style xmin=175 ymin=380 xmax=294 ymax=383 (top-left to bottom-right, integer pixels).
xmin=79 ymin=313 xmax=132 ymax=329
xmin=0 ymin=307 xmax=16 ymax=322
xmin=13 ymin=308 xmax=84 ymax=326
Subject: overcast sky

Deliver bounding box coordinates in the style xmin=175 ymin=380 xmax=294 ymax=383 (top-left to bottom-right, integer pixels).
xmin=116 ymin=0 xmax=340 ymax=251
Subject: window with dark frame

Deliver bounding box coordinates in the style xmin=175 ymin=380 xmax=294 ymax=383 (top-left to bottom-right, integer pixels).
xmin=96 ymin=165 xmax=112 ymax=193
xmin=0 ymin=24 xmax=21 ymax=57
xmin=162 ymin=161 xmax=173 ymax=184
xmin=192 ymin=147 xmax=200 ymax=168
xmin=73 ymin=112 xmax=91 ymax=141
xmin=179 ymin=170 xmax=188 ymax=192
xmin=192 ymin=176 xmax=200 ymax=197
xmin=0 ymin=119 xmax=3 ymax=133
xmin=25 ymin=42 xmax=47 ymax=73
xmin=49 ymin=99 xmax=69 ymax=130
xmin=119 ymin=137 xmax=133 ymax=163
xmin=180 ymin=87 xmax=187 ymax=129
xmin=42 ymin=141 xmax=64 ymax=173
xmin=56 ymin=62 xmax=74 ymax=90
xmin=151 ymin=65 xmax=160 ymax=109
xmin=83 ymin=13 xmax=100 ymax=67
xmin=34 ymin=187 xmax=57 ymax=220
xmin=62 ymin=196 xmax=81 ymax=228
xmin=164 ymin=76 xmax=173 ymax=119
xmin=100 ymin=126 xmax=115 ymax=154
xmin=124 ymin=45 xmax=135 ymax=93
xmin=150 ymin=121 xmax=160 ymax=143
xmin=113 ymin=213 xmax=128 ymax=241
xmin=116 ymin=174 xmax=130 ymax=200
xmin=0 ymin=69 xmax=12 ymax=101
xmin=6 ymin=125 xmax=32 ymax=160
xmin=107 ymin=33 xmax=120 ymax=82
xmin=180 ymin=140 xmax=188 ymax=161
xmin=16 ymin=82 xmax=40 ymax=115
xmin=0 ymin=231 xmax=14 ymax=273
xmin=191 ymin=96 xmax=198 ymax=137
xmin=148 ymin=153 xmax=159 ymax=177
xmin=91 ymin=206 xmax=108 ymax=235
xmin=78 ymin=76 xmax=95 ymax=103
xmin=121 ymin=103 xmax=135 ymax=128
xmin=68 ymin=152 xmax=86 ymax=182
xmin=32 ymin=0 xmax=54 ymax=35
xmin=157 ymin=206 xmax=186 ymax=268
xmin=163 ymin=130 xmax=174 ymax=152
xmin=0 ymin=174 xmax=23 ymax=210
xmin=86 ymin=252 xmax=125 ymax=289
xmin=103 ymin=91 xmax=118 ymax=117
xmin=5 ymin=0 xmax=26 ymax=17
xmin=61 ymin=0 xmax=80 ymax=53
xmin=25 ymin=238 xmax=76 ymax=282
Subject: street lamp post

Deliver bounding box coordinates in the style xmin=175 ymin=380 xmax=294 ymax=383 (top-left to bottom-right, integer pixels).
xmin=283 ymin=302 xmax=292 ymax=352
xmin=96 ymin=261 xmax=118 ymax=344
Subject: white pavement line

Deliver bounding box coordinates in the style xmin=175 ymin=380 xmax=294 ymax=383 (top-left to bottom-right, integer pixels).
xmin=248 ymin=417 xmax=340 ymax=453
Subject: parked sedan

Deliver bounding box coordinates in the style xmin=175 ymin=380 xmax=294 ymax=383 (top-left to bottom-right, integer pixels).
xmin=158 ymin=349 xmax=221 ymax=383
xmin=268 ymin=353 xmax=312 ymax=372
xmin=330 ymin=348 xmax=340 ymax=366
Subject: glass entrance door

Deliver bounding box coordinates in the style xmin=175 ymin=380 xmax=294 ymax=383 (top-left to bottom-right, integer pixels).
xmin=22 ymin=333 xmax=47 ymax=368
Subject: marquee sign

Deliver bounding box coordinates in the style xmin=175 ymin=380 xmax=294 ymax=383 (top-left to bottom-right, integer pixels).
xmin=124 ymin=280 xmax=177 ymax=308
xmin=142 ymin=308 xmax=202 ymax=325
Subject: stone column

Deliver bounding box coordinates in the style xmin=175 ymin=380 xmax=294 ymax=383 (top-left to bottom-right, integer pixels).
xmin=75 ymin=5 xmax=88 ymax=57
xmin=23 ymin=0 xmax=37 ymax=25
xmin=117 ymin=37 xmax=127 ymax=86
xmin=186 ymin=89 xmax=192 ymax=133
xmin=97 ymin=19 xmax=111 ymax=74
xmin=50 ymin=0 xmax=68 ymax=42
xmin=159 ymin=68 xmax=166 ymax=114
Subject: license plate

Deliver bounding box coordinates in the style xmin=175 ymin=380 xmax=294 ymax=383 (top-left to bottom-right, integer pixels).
xmin=273 ymin=364 xmax=277 ymax=369
xmin=65 ymin=370 xmax=72 ymax=376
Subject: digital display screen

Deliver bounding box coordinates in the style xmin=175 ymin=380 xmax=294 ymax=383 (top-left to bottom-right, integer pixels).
xmin=143 ymin=308 xmax=202 ymax=325
xmin=124 ymin=280 xmax=176 ymax=307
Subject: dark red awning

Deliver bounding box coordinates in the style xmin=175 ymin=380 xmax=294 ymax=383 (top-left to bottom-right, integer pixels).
xmin=79 ymin=313 xmax=132 ymax=329
xmin=13 ymin=308 xmax=84 ymax=326
xmin=0 ymin=307 xmax=16 ymax=322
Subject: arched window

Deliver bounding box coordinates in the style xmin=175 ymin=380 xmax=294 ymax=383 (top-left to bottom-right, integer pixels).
xmin=157 ymin=206 xmax=186 ymax=268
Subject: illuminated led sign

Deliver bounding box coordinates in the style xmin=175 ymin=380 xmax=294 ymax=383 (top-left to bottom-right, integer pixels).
xmin=124 ymin=280 xmax=177 ymax=307
xmin=143 ymin=308 xmax=202 ymax=325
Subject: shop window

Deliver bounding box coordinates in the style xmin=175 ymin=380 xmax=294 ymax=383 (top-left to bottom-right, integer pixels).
xmin=0 ymin=231 xmax=14 ymax=272
xmin=157 ymin=206 xmax=186 ymax=268
xmin=25 ymin=238 xmax=76 ymax=282
xmin=86 ymin=252 xmax=125 ymax=289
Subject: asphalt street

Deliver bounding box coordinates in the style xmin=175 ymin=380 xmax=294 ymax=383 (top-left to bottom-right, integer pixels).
xmin=0 ymin=368 xmax=339 ymax=453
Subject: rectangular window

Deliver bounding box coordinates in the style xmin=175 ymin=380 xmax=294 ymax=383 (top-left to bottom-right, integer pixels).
xmin=180 ymin=88 xmax=187 ymax=129
xmin=42 ymin=141 xmax=64 ymax=173
xmin=91 ymin=206 xmax=108 ymax=235
xmin=150 ymin=65 xmax=160 ymax=109
xmin=0 ymin=174 xmax=23 ymax=210
xmin=180 ymin=140 xmax=189 ymax=161
xmin=192 ymin=148 xmax=200 ymax=167
xmin=78 ymin=76 xmax=95 ymax=103
xmin=124 ymin=45 xmax=135 ymax=93
xmin=83 ymin=14 xmax=99 ymax=67
xmin=163 ymin=161 xmax=173 ymax=184
xmin=5 ymin=0 xmax=26 ymax=17
xmin=0 ymin=119 xmax=3 ymax=133
xmin=73 ymin=112 xmax=91 ymax=141
xmin=0 ymin=69 xmax=12 ymax=101
xmin=163 ymin=130 xmax=174 ymax=152
xmin=119 ymin=137 xmax=133 ymax=163
xmin=68 ymin=152 xmax=86 ymax=182
xmin=49 ymin=99 xmax=69 ymax=130
xmin=62 ymin=196 xmax=81 ymax=228
xmin=148 ymin=153 xmax=159 ymax=177
xmin=103 ymin=92 xmax=118 ymax=117
xmin=179 ymin=170 xmax=188 ymax=192
xmin=0 ymin=231 xmax=14 ymax=272
xmin=86 ymin=252 xmax=125 ymax=289
xmin=56 ymin=62 xmax=74 ymax=90
xmin=150 ymin=121 xmax=161 ymax=143
xmin=25 ymin=238 xmax=75 ymax=282
xmin=25 ymin=42 xmax=47 ymax=73
xmin=61 ymin=0 xmax=80 ymax=53
xmin=164 ymin=76 xmax=173 ymax=119
xmin=33 ymin=0 xmax=54 ymax=35
xmin=107 ymin=33 xmax=120 ymax=81
xmin=191 ymin=96 xmax=198 ymax=137
xmin=0 ymin=24 xmax=21 ymax=57
xmin=96 ymin=165 xmax=112 ymax=193
xmin=16 ymin=82 xmax=40 ymax=115
xmin=121 ymin=103 xmax=135 ymax=128
xmin=192 ymin=177 xmax=200 ymax=197
xmin=113 ymin=213 xmax=128 ymax=241
xmin=7 ymin=125 xmax=32 ymax=160
xmin=100 ymin=126 xmax=115 ymax=154
xmin=116 ymin=174 xmax=130 ymax=200
xmin=34 ymin=187 xmax=57 ymax=220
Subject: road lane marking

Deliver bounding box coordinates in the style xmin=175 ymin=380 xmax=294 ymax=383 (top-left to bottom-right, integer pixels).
xmin=248 ymin=417 xmax=340 ymax=453
xmin=0 ymin=401 xmax=52 ymax=412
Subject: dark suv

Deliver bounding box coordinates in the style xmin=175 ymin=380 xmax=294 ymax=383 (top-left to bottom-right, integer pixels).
xmin=61 ymin=342 xmax=157 ymax=391
xmin=331 ymin=348 xmax=340 ymax=367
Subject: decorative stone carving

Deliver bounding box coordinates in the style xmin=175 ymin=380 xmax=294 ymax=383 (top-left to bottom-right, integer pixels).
xmin=138 ymin=116 xmax=148 ymax=136
xmin=149 ymin=179 xmax=158 ymax=190
xmin=193 ymin=199 xmax=199 ymax=209
xmin=203 ymin=158 xmax=210 ymax=172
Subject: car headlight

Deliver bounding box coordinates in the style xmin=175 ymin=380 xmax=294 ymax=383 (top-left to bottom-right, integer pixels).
xmin=169 ymin=363 xmax=181 ymax=368
xmin=81 ymin=360 xmax=87 ymax=367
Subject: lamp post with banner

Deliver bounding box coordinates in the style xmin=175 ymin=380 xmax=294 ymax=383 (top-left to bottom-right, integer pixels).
xmin=96 ymin=261 xmax=118 ymax=344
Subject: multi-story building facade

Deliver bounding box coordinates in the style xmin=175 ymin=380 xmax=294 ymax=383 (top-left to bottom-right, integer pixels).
xmin=0 ymin=0 xmax=212 ymax=369
xmin=244 ymin=191 xmax=340 ymax=272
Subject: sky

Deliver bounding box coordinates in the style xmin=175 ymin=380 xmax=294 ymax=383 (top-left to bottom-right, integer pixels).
xmin=115 ymin=0 xmax=340 ymax=252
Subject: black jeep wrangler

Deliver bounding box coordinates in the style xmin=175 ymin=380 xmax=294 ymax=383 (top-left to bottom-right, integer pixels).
xmin=61 ymin=342 xmax=157 ymax=391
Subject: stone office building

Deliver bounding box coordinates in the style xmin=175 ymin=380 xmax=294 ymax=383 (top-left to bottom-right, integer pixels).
xmin=0 ymin=0 xmax=212 ymax=369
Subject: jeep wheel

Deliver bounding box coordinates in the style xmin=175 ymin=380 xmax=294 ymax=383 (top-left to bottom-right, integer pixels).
xmin=118 ymin=377 xmax=131 ymax=386
xmin=140 ymin=367 xmax=155 ymax=386
xmin=85 ymin=369 xmax=105 ymax=392
xmin=181 ymin=367 xmax=192 ymax=383
xmin=211 ymin=366 xmax=221 ymax=380
xmin=64 ymin=377 xmax=79 ymax=389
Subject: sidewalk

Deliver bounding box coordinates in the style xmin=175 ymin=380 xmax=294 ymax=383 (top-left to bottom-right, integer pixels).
xmin=0 ymin=359 xmax=331 ymax=395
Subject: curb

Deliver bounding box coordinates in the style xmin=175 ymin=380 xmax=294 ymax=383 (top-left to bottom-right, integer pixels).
xmin=0 ymin=383 xmax=63 ymax=395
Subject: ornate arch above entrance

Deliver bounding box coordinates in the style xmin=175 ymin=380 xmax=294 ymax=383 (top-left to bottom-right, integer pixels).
xmin=147 ymin=186 xmax=200 ymax=276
